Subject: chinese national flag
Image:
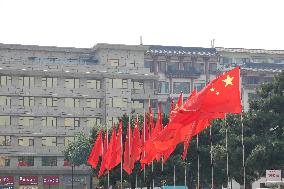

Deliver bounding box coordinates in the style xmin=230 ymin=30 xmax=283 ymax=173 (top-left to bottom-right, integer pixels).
xmin=184 ymin=67 xmax=242 ymax=114
xmin=100 ymin=126 xmax=116 ymax=174
xmin=110 ymin=120 xmax=123 ymax=170
xmin=98 ymin=131 xmax=108 ymax=177
xmin=87 ymin=130 xmax=103 ymax=169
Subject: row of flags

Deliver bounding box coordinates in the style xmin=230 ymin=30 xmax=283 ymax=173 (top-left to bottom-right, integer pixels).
xmin=87 ymin=67 xmax=242 ymax=177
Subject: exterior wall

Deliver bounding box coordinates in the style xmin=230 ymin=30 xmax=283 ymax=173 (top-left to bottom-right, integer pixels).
xmin=0 ymin=43 xmax=157 ymax=189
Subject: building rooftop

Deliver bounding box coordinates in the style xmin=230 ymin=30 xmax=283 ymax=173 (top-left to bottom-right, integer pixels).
xmin=216 ymin=47 xmax=284 ymax=55
xmin=0 ymin=43 xmax=92 ymax=53
xmin=145 ymin=45 xmax=217 ymax=56
xmin=242 ymin=62 xmax=284 ymax=72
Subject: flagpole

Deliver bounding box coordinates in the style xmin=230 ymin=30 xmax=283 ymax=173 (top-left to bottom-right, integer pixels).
xmin=241 ymin=112 xmax=246 ymax=189
xmin=210 ymin=127 xmax=214 ymax=189
xmin=174 ymin=165 xmax=176 ymax=189
xmin=197 ymin=134 xmax=200 ymax=189
xmin=225 ymin=114 xmax=229 ymax=189
xmin=143 ymin=110 xmax=146 ymax=182
xmin=106 ymin=125 xmax=110 ymax=189
xmin=121 ymin=120 xmax=123 ymax=189
xmin=185 ymin=164 xmax=187 ymax=187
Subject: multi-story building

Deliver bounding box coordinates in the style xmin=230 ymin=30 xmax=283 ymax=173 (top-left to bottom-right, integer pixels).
xmin=217 ymin=47 xmax=284 ymax=111
xmin=0 ymin=43 xmax=157 ymax=189
xmin=144 ymin=45 xmax=219 ymax=112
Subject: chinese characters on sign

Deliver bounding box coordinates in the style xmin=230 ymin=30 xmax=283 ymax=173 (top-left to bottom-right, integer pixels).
xmin=266 ymin=170 xmax=282 ymax=182
xmin=0 ymin=176 xmax=14 ymax=186
xmin=43 ymin=176 xmax=59 ymax=185
xmin=19 ymin=176 xmax=38 ymax=185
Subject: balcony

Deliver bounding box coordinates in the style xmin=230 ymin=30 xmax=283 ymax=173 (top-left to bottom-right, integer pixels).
xmin=165 ymin=68 xmax=201 ymax=78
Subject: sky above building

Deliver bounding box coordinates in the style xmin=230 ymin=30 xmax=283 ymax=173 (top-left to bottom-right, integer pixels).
xmin=0 ymin=0 xmax=283 ymax=50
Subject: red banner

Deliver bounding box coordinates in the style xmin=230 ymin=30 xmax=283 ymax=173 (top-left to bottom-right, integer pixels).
xmin=19 ymin=176 xmax=38 ymax=185
xmin=43 ymin=176 xmax=59 ymax=185
xmin=0 ymin=176 xmax=14 ymax=185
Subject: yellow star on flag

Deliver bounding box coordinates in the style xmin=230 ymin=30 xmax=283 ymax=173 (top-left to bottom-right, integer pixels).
xmin=222 ymin=75 xmax=234 ymax=87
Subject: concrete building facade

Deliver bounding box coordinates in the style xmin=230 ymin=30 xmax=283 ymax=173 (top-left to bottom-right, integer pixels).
xmin=0 ymin=43 xmax=157 ymax=189
xmin=217 ymin=47 xmax=284 ymax=111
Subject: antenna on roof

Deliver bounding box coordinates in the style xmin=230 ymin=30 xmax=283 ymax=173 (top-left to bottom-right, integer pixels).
xmin=211 ymin=39 xmax=215 ymax=48
xmin=140 ymin=36 xmax=143 ymax=45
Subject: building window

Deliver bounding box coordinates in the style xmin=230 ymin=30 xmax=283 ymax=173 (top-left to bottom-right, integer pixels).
xmin=65 ymin=98 xmax=80 ymax=108
xmin=167 ymin=62 xmax=178 ymax=71
xmin=18 ymin=156 xmax=34 ymax=166
xmin=18 ymin=76 xmax=34 ymax=87
xmin=108 ymin=117 xmax=118 ymax=127
xmin=42 ymin=156 xmax=57 ymax=166
xmin=42 ymin=137 xmax=57 ymax=146
xmin=193 ymin=63 xmax=204 ymax=74
xmin=87 ymin=79 xmax=101 ymax=89
xmin=0 ymin=116 xmax=11 ymax=126
xmin=247 ymin=76 xmax=259 ymax=85
xmin=42 ymin=117 xmax=57 ymax=127
xmin=209 ymin=63 xmax=217 ymax=74
xmin=0 ymin=76 xmax=12 ymax=86
xmin=65 ymin=78 xmax=80 ymax=88
xmin=64 ymin=137 xmax=75 ymax=146
xmin=109 ymin=98 xmax=127 ymax=108
xmin=132 ymin=100 xmax=144 ymax=109
xmin=42 ymin=77 xmax=57 ymax=88
xmin=64 ymin=118 xmax=80 ymax=127
xmin=18 ymin=137 xmax=34 ymax=146
xmin=42 ymin=97 xmax=57 ymax=107
xmin=132 ymin=80 xmax=144 ymax=89
xmin=173 ymin=82 xmax=191 ymax=94
xmin=158 ymin=81 xmax=169 ymax=94
xmin=0 ymin=96 xmax=11 ymax=106
xmin=158 ymin=62 xmax=166 ymax=73
xmin=109 ymin=79 xmax=128 ymax=89
xmin=109 ymin=59 xmax=119 ymax=66
xmin=87 ymin=118 xmax=101 ymax=127
xmin=0 ymin=156 xmax=10 ymax=166
xmin=248 ymin=93 xmax=260 ymax=100
xmin=19 ymin=117 xmax=34 ymax=127
xmin=194 ymin=83 xmax=205 ymax=92
xmin=222 ymin=57 xmax=233 ymax=64
xmin=19 ymin=96 xmax=34 ymax=107
xmin=86 ymin=98 xmax=101 ymax=108
xmin=0 ymin=136 xmax=11 ymax=146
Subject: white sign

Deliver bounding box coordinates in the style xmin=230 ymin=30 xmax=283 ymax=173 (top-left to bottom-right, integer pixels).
xmin=266 ymin=170 xmax=281 ymax=181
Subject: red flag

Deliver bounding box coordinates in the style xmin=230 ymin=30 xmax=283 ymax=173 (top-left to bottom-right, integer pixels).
xmin=99 ymin=126 xmax=116 ymax=176
xmin=87 ymin=130 xmax=103 ymax=169
xmin=110 ymin=120 xmax=122 ymax=170
xmin=128 ymin=116 xmax=141 ymax=171
xmin=98 ymin=130 xmax=109 ymax=177
xmin=182 ymin=67 xmax=242 ymax=114
xmin=123 ymin=119 xmax=133 ymax=174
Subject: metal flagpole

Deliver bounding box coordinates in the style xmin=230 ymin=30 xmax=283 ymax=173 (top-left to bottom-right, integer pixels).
xmin=241 ymin=113 xmax=246 ymax=189
xmin=174 ymin=165 xmax=176 ymax=189
xmin=210 ymin=127 xmax=214 ymax=189
xmin=106 ymin=126 xmax=110 ymax=189
xmin=184 ymin=164 xmax=187 ymax=187
xmin=121 ymin=121 xmax=123 ymax=189
xmin=197 ymin=134 xmax=200 ymax=189
xmin=143 ymin=110 xmax=146 ymax=182
xmin=225 ymin=114 xmax=229 ymax=189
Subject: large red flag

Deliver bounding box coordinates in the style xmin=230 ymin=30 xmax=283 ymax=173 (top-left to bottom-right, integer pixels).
xmin=130 ymin=116 xmax=141 ymax=169
xmin=87 ymin=130 xmax=103 ymax=169
xmin=182 ymin=67 xmax=242 ymax=114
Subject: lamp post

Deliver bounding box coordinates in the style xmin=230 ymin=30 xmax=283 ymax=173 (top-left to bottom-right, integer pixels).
xmin=72 ymin=164 xmax=74 ymax=189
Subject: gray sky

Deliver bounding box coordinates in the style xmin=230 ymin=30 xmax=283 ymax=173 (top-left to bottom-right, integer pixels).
xmin=1 ymin=0 xmax=283 ymax=49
